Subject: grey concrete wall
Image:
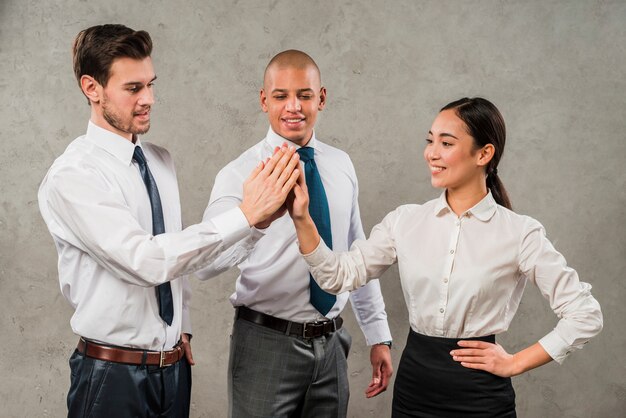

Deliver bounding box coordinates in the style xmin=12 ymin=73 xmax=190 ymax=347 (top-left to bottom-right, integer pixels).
xmin=1 ymin=0 xmax=624 ymax=416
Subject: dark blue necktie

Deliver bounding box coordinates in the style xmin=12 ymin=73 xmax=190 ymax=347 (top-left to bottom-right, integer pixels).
xmin=133 ymin=146 xmax=174 ymax=326
xmin=296 ymin=147 xmax=336 ymax=316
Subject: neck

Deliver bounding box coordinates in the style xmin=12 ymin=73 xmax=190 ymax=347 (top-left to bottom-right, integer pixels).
xmin=445 ymin=178 xmax=488 ymax=217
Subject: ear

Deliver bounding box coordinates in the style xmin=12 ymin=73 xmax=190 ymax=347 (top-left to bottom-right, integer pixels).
xmin=318 ymin=86 xmax=327 ymax=111
xmin=80 ymin=75 xmax=101 ymax=104
xmin=476 ymin=143 xmax=495 ymax=168
xmin=260 ymin=88 xmax=269 ymax=113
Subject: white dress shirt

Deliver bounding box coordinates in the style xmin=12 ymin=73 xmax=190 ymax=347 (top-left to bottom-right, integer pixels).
xmin=304 ymin=191 xmax=603 ymax=363
xmin=197 ymin=127 xmax=391 ymax=345
xmin=38 ymin=121 xmax=251 ymax=350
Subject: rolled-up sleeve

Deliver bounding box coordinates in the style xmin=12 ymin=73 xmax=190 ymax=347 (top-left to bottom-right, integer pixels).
xmin=519 ymin=219 xmax=603 ymax=364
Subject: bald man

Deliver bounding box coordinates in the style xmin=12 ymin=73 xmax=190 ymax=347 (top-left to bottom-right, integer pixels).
xmin=196 ymin=50 xmax=392 ymax=418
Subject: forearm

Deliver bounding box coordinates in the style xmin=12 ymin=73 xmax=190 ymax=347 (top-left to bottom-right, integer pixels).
xmin=293 ymin=215 xmax=321 ymax=255
xmin=511 ymin=342 xmax=553 ymax=376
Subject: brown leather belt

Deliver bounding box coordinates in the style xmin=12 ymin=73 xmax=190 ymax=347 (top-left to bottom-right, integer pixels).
xmin=236 ymin=306 xmax=343 ymax=339
xmin=77 ymin=338 xmax=184 ymax=368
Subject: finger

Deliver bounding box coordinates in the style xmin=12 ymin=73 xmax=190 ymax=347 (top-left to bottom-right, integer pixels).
xmin=460 ymin=361 xmax=487 ymax=371
xmin=452 ymin=355 xmax=486 ymax=364
xmin=261 ymin=149 xmax=285 ymax=178
xmin=451 ymin=348 xmax=483 ymax=357
xmin=269 ymin=146 xmax=296 ymax=181
xmin=365 ymin=381 xmax=387 ymax=398
xmin=246 ymin=161 xmax=265 ymax=183
xmin=297 ymin=167 xmax=307 ymax=190
xmin=457 ymin=340 xmax=490 ymax=348
xmin=281 ymin=168 xmax=301 ymax=195
xmin=276 ymin=152 xmax=301 ymax=186
xmin=183 ymin=342 xmax=195 ymax=366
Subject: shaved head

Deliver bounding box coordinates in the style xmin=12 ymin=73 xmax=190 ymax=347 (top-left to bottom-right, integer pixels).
xmin=263 ymin=49 xmax=321 ymax=88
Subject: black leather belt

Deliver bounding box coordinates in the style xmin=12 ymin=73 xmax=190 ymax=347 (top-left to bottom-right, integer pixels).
xmin=236 ymin=306 xmax=343 ymax=339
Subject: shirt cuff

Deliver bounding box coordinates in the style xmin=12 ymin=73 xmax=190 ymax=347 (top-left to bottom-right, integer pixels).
xmin=360 ymin=319 xmax=393 ymax=346
xmin=207 ymin=207 xmax=251 ymax=248
xmin=301 ymin=239 xmax=330 ymax=266
xmin=538 ymin=330 xmax=572 ymax=364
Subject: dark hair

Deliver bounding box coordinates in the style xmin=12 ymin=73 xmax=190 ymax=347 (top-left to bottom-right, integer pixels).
xmin=441 ymin=97 xmax=512 ymax=209
xmin=72 ymin=24 xmax=152 ymax=96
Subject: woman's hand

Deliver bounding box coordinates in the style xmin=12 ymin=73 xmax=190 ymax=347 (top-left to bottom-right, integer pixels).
xmin=451 ymin=340 xmax=553 ymax=377
xmin=286 ymin=169 xmax=310 ymax=222
xmin=450 ymin=340 xmax=517 ymax=377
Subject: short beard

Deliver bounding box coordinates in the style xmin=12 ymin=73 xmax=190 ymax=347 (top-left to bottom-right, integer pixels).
xmin=102 ymin=96 xmax=150 ymax=136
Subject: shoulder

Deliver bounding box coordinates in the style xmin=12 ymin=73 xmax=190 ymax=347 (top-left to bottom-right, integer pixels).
xmin=142 ymin=141 xmax=172 ymax=163
xmin=216 ymin=139 xmax=267 ymax=181
xmin=142 ymin=141 xmax=170 ymax=156
xmin=316 ymin=139 xmax=353 ymax=164
xmin=45 ymin=136 xmax=97 ymax=180
xmin=379 ymin=201 xmax=431 ymax=228
xmin=493 ymin=205 xmax=546 ymax=238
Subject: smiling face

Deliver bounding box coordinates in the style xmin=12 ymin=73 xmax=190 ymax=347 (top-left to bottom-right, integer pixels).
xmin=260 ymin=65 xmax=326 ymax=146
xmin=83 ymin=56 xmax=156 ymax=141
xmin=424 ymin=109 xmax=493 ymax=192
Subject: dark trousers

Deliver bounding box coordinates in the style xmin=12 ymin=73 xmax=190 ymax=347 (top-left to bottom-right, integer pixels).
xmin=67 ymin=349 xmax=191 ymax=418
xmin=392 ymin=329 xmax=516 ymax=418
xmin=228 ymin=318 xmax=352 ymax=418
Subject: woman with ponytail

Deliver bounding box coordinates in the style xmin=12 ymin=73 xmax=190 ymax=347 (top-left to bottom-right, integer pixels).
xmin=287 ymin=97 xmax=603 ymax=417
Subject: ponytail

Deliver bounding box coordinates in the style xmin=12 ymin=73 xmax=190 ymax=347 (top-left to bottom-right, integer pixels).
xmin=486 ymin=169 xmax=511 ymax=210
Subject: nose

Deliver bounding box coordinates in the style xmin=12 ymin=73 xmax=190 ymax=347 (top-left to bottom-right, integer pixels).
xmin=426 ymin=143 xmax=440 ymax=161
xmin=285 ymin=96 xmax=301 ymax=112
xmin=139 ymin=86 xmax=155 ymax=107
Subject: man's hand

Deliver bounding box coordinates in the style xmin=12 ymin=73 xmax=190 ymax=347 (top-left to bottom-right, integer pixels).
xmin=365 ymin=344 xmax=393 ymax=398
xmin=239 ymin=146 xmax=300 ymax=226
xmin=182 ymin=333 xmax=195 ymax=366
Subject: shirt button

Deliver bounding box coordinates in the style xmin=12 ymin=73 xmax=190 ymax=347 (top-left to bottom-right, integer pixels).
xmin=455 ymin=220 xmax=460 ymax=226
xmin=450 ymin=249 xmax=454 ymax=254
xmin=440 ymin=308 xmax=445 ymax=313
xmin=443 ymin=278 xmax=448 ymax=283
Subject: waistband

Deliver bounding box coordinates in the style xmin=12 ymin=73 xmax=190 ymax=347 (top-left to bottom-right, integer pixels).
xmin=236 ymin=306 xmax=343 ymax=339
xmin=409 ymin=329 xmax=495 ymax=348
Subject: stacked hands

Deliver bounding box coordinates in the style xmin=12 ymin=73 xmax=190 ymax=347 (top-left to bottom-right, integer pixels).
xmin=238 ymin=143 xmax=310 ymax=230
xmin=238 ymin=144 xmax=300 ymax=228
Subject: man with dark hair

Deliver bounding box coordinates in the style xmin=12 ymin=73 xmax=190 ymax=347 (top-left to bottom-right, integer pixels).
xmin=38 ymin=24 xmax=300 ymax=417
xmin=197 ymin=50 xmax=393 ymax=418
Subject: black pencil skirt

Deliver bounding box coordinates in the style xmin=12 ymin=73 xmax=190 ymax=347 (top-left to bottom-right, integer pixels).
xmin=392 ymin=329 xmax=516 ymax=418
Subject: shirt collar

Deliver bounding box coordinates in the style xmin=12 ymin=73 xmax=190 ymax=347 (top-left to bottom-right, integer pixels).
xmin=85 ymin=120 xmax=139 ymax=166
xmin=265 ymin=126 xmax=321 ymax=152
xmin=434 ymin=190 xmax=497 ymax=221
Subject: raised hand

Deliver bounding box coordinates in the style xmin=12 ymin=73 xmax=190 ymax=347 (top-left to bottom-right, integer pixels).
xmin=239 ymin=146 xmax=300 ymax=227
xmin=286 ymin=168 xmax=309 ymax=222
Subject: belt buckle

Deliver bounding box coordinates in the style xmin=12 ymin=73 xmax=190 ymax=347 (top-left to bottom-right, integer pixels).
xmin=159 ymin=350 xmax=166 ymax=368
xmin=302 ymin=321 xmax=326 ymax=339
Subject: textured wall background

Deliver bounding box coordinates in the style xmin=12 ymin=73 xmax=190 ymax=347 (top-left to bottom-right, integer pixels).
xmin=1 ymin=0 xmax=624 ymax=417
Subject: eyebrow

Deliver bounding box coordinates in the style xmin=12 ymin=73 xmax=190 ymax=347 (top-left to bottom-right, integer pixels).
xmin=271 ymin=88 xmax=315 ymax=94
xmin=428 ymin=130 xmax=459 ymax=140
xmin=122 ymin=75 xmax=157 ymax=86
